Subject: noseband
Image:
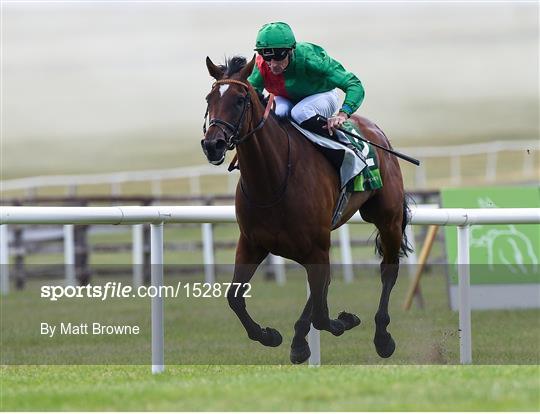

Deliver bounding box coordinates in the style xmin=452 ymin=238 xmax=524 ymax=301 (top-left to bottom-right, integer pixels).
xmin=203 ymin=79 xmax=274 ymax=150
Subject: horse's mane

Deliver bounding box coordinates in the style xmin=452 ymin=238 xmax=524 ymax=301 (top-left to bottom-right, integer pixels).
xmin=219 ymin=55 xmax=247 ymax=77
xmin=220 ymin=55 xmax=268 ymax=106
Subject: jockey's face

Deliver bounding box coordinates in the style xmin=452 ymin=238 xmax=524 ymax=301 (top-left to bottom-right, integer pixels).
xmin=267 ymin=54 xmax=289 ymax=75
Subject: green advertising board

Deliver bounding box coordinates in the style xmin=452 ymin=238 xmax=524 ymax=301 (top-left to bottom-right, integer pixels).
xmin=441 ymin=186 xmax=539 ymax=309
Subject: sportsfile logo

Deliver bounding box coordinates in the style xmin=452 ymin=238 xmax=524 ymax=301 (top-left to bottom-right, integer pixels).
xmin=40 ymin=282 xmax=252 ymax=301
xmin=41 ymin=282 xmax=141 ymax=301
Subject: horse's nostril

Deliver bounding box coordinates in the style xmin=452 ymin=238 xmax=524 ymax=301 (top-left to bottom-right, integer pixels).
xmin=215 ymin=139 xmax=227 ymax=151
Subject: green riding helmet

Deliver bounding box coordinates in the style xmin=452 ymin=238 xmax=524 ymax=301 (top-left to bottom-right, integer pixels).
xmin=254 ymin=22 xmax=296 ymax=50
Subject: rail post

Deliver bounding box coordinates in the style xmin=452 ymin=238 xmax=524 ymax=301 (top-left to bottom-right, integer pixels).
xmin=338 ymin=224 xmax=354 ymax=283
xmin=307 ymin=281 xmax=321 ymax=367
xmin=269 ymin=254 xmax=286 ymax=286
xmin=201 ymin=223 xmax=215 ymax=284
xmin=13 ymin=226 xmax=25 ymax=289
xmin=64 ymin=225 xmax=76 ymax=286
xmin=151 ymin=222 xmax=165 ymax=374
xmin=132 ymin=224 xmax=144 ymax=288
xmin=143 ymin=224 xmax=151 ymax=285
xmin=0 ymin=225 xmax=9 ymax=295
xmin=74 ymin=225 xmax=90 ymax=285
xmin=457 ymin=225 xmax=472 ymax=364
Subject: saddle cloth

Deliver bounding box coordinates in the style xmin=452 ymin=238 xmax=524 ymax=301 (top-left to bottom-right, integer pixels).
xmin=291 ymin=122 xmax=381 ymax=191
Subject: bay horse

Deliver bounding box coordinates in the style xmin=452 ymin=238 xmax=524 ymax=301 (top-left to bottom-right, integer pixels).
xmin=201 ymin=55 xmax=412 ymax=364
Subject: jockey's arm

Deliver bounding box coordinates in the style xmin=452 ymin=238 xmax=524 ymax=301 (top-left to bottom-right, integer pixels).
xmin=307 ymin=55 xmax=365 ymax=134
xmin=325 ymin=60 xmax=365 ymax=117
xmin=305 ymin=52 xmax=365 ymax=116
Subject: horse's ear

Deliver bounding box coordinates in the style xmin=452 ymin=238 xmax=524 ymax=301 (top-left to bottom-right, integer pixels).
xmin=206 ymin=56 xmax=224 ymax=80
xmin=239 ymin=54 xmax=256 ymax=80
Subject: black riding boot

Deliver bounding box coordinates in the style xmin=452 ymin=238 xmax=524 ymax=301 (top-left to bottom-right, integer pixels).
xmin=299 ymin=115 xmax=333 ymax=139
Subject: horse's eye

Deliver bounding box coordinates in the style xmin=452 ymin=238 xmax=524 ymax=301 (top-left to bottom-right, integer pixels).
xmin=236 ymin=97 xmax=244 ymax=107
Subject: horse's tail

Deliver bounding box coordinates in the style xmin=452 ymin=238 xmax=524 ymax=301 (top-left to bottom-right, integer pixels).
xmin=399 ymin=194 xmax=414 ymax=257
xmin=374 ymin=194 xmax=414 ymax=258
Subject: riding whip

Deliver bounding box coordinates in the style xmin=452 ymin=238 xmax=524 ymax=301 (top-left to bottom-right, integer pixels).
xmin=316 ymin=116 xmax=421 ymax=166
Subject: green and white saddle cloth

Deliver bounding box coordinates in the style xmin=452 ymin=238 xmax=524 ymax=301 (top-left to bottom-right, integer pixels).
xmin=340 ymin=121 xmax=383 ymax=192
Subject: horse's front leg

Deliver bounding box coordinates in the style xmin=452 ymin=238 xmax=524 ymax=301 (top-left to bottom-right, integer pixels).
xmin=227 ymin=235 xmax=282 ymax=347
xmin=290 ymin=295 xmax=312 ymax=364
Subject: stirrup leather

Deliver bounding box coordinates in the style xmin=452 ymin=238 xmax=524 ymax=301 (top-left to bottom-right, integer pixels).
xmin=331 ymin=186 xmax=352 ymax=229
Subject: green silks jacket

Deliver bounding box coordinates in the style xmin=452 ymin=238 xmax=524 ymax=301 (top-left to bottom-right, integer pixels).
xmin=247 ymin=42 xmax=364 ymax=116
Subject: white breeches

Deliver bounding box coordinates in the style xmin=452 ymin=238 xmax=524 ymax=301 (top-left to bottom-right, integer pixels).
xmin=274 ymin=89 xmax=339 ymax=123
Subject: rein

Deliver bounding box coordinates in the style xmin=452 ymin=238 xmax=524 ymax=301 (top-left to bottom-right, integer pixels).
xmin=203 ymin=78 xmax=292 ymax=208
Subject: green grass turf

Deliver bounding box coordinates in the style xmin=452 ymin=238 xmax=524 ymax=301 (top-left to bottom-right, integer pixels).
xmin=1 ymin=365 xmax=539 ymax=411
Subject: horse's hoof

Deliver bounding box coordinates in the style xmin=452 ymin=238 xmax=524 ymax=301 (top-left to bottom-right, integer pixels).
xmin=338 ymin=311 xmax=361 ymax=331
xmin=312 ymin=318 xmax=345 ymax=336
xmin=259 ymin=327 xmax=283 ymax=347
xmin=329 ymin=319 xmax=346 ymax=337
xmin=374 ymin=333 xmax=396 ymax=358
xmin=290 ymin=343 xmax=311 ymax=364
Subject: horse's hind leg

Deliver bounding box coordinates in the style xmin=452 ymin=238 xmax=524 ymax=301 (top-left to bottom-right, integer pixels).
xmin=291 ymin=290 xmax=358 ymax=364
xmin=373 ymin=221 xmax=403 ymax=358
xmin=303 ymin=251 xmax=357 ymax=337
xmin=228 ymin=235 xmax=283 ymax=348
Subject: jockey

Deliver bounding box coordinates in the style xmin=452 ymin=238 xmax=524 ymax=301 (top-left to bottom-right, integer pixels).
xmin=247 ymin=22 xmax=365 ymax=140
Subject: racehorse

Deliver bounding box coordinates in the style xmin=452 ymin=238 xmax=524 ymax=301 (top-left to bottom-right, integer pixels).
xmin=201 ymin=55 xmax=412 ymax=364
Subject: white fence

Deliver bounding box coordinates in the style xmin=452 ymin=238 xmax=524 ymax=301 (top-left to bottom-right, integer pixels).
xmin=410 ymin=140 xmax=537 ymax=187
xmin=1 ymin=206 xmax=539 ymax=373
xmin=1 ymin=140 xmax=537 ymax=195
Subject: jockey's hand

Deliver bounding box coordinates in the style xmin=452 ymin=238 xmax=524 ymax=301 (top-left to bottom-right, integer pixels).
xmin=325 ymin=112 xmax=348 ymax=136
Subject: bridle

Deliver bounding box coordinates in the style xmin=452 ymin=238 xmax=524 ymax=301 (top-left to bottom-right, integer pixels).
xmin=202 ymin=78 xmax=292 ymax=209
xmin=202 ymin=79 xmax=274 ymax=150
